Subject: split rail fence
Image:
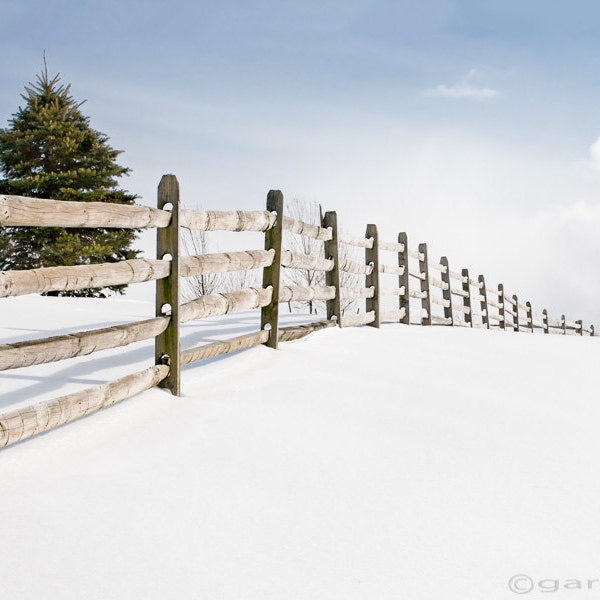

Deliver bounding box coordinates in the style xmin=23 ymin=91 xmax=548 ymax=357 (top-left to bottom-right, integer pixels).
xmin=0 ymin=174 xmax=595 ymax=448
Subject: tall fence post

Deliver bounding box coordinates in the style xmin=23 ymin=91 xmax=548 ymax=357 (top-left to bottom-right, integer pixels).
xmin=323 ymin=211 xmax=342 ymax=325
xmin=419 ymin=243 xmax=431 ymax=325
xmin=462 ymin=268 xmax=472 ymax=327
xmin=398 ymin=232 xmax=410 ymax=324
xmin=561 ymin=314 xmax=567 ymax=335
xmin=542 ymin=308 xmax=549 ymax=334
xmin=513 ymin=295 xmax=520 ymax=332
xmin=155 ymin=174 xmax=181 ymax=396
xmin=261 ymin=190 xmax=284 ymax=349
xmin=591 ymin=325 xmax=595 ymax=337
xmin=498 ymin=283 xmax=506 ymax=331
xmin=576 ymin=319 xmax=583 ymax=336
xmin=441 ymin=256 xmax=453 ymax=324
xmin=365 ymin=224 xmax=380 ymax=328
xmin=526 ymin=302 xmax=534 ymax=333
xmin=478 ymin=274 xmax=489 ymax=329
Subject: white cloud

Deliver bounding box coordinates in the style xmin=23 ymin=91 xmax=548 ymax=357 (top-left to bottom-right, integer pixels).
xmin=424 ymin=84 xmax=500 ymax=99
xmin=589 ymin=136 xmax=600 ymax=170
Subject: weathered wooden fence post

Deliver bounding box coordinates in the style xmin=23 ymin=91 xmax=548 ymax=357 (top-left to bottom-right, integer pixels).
xmin=261 ymin=190 xmax=284 ymax=349
xmin=419 ymin=243 xmax=431 ymax=325
xmin=323 ymin=211 xmax=342 ymax=324
xmin=365 ymin=224 xmax=380 ymax=328
xmin=591 ymin=325 xmax=595 ymax=337
xmin=526 ymin=302 xmax=534 ymax=333
xmin=512 ymin=295 xmax=520 ymax=332
xmin=398 ymin=232 xmax=410 ymax=325
xmin=462 ymin=268 xmax=472 ymax=327
xmin=441 ymin=256 xmax=453 ymax=324
xmin=576 ymin=319 xmax=583 ymax=336
xmin=478 ymin=274 xmax=489 ymax=329
xmin=561 ymin=314 xmax=566 ymax=335
xmin=542 ymin=308 xmax=549 ymax=334
xmin=498 ymin=283 xmax=506 ymax=331
xmin=155 ymin=174 xmax=181 ymax=395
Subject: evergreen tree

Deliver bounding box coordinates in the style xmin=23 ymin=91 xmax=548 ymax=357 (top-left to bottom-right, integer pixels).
xmin=0 ymin=60 xmax=139 ymax=297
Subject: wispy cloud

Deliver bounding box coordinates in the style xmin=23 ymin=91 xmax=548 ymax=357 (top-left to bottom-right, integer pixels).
xmin=424 ymin=84 xmax=500 ymax=99
xmin=425 ymin=69 xmax=500 ymax=100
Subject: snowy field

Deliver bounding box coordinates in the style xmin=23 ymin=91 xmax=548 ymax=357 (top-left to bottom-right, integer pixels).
xmin=1 ymin=294 xmax=600 ymax=599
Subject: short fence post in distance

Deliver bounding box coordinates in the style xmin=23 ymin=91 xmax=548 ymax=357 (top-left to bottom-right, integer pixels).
xmin=513 ymin=295 xmax=520 ymax=332
xmin=323 ymin=211 xmax=342 ymax=325
xmin=155 ymin=174 xmax=181 ymax=396
xmin=261 ymin=190 xmax=284 ymax=349
xmin=478 ymin=274 xmax=489 ymax=329
xmin=419 ymin=243 xmax=431 ymax=325
xmin=365 ymin=224 xmax=380 ymax=328
xmin=561 ymin=314 xmax=566 ymax=335
xmin=591 ymin=325 xmax=595 ymax=337
xmin=576 ymin=319 xmax=583 ymax=336
xmin=398 ymin=232 xmax=410 ymax=325
xmin=526 ymin=302 xmax=533 ymax=333
xmin=441 ymin=256 xmax=453 ymax=325
xmin=498 ymin=283 xmax=506 ymax=331
xmin=462 ymin=268 xmax=472 ymax=327
xmin=542 ymin=309 xmax=549 ymax=334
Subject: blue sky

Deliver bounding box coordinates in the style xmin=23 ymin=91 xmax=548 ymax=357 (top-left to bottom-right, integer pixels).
xmin=1 ymin=1 xmax=600 ymax=322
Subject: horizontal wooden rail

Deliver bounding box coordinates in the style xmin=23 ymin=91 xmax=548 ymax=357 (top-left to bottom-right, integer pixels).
xmin=279 ymin=285 xmax=336 ymax=303
xmin=379 ymin=240 xmax=405 ymax=253
xmin=180 ymin=287 xmax=272 ymax=322
xmin=341 ymin=311 xmax=376 ymax=327
xmin=281 ymin=251 xmax=334 ymax=272
xmin=380 ymin=308 xmax=406 ymax=322
xmin=277 ymin=319 xmax=336 ymax=342
xmin=340 ymin=286 xmax=375 ymax=299
xmin=430 ymin=276 xmax=449 ymax=290
xmin=409 ymin=289 xmax=427 ymax=299
xmin=338 ymin=231 xmax=374 ymax=249
xmin=0 ymin=364 xmax=169 ymax=448
xmin=408 ymin=249 xmax=425 ymax=261
xmin=431 ymin=296 xmax=450 ymax=308
xmin=428 ymin=261 xmax=448 ymax=274
xmin=0 ymin=259 xmax=170 ymax=298
xmin=432 ymin=315 xmax=453 ymax=325
xmin=0 ymin=317 xmax=169 ymax=371
xmin=0 ymin=195 xmax=171 ymax=228
xmin=338 ymin=257 xmax=374 ymax=275
xmin=282 ymin=217 xmax=332 ymax=241
xmin=408 ymin=269 xmax=425 ymax=281
xmin=380 ymin=286 xmax=405 ymax=296
xmin=450 ymin=287 xmax=469 ymax=298
xmin=448 ymin=269 xmax=467 ymax=283
xmin=180 ymin=209 xmax=277 ymax=232
xmin=379 ymin=263 xmax=405 ymax=276
xmin=182 ymin=330 xmax=270 ymax=365
xmin=180 ymin=250 xmax=274 ymax=277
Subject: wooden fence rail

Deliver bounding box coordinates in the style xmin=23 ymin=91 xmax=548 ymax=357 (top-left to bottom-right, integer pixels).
xmin=0 ymin=174 xmax=595 ymax=448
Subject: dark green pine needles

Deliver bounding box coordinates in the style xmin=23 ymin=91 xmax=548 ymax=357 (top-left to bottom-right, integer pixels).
xmin=0 ymin=62 xmax=139 ymax=296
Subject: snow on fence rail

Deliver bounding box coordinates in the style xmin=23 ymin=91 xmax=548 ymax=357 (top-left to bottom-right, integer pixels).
xmin=0 ymin=174 xmax=595 ymax=448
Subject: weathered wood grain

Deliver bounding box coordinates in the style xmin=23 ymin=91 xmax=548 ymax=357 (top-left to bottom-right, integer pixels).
xmin=379 ymin=240 xmax=405 ymax=253
xmin=180 ymin=249 xmax=274 ymax=277
xmin=340 ymin=311 xmax=376 ymax=327
xmin=419 ymin=243 xmax=431 ymax=326
xmin=479 ymin=275 xmax=489 ymax=329
xmin=440 ymin=257 xmax=453 ymax=325
xmin=340 ymin=286 xmax=375 ymax=299
xmin=338 ymin=257 xmax=374 ymax=275
xmin=181 ymin=287 xmax=273 ymax=322
xmin=461 ymin=268 xmax=472 ymax=327
xmin=281 ymin=251 xmax=334 ymax=272
xmin=261 ymin=191 xmax=284 ymax=349
xmin=323 ymin=211 xmax=342 ymax=322
xmin=0 ymin=258 xmax=170 ymax=298
xmin=398 ymin=232 xmax=410 ymax=325
xmin=365 ymin=224 xmax=380 ymax=328
xmin=279 ymin=285 xmax=336 ymax=303
xmin=155 ymin=174 xmax=181 ymax=395
xmin=0 ymin=317 xmax=169 ymax=371
xmin=182 ymin=330 xmax=270 ymax=365
xmin=338 ymin=231 xmax=374 ymax=249
xmin=277 ymin=319 xmax=336 ymax=342
xmin=0 ymin=364 xmax=169 ymax=448
xmin=380 ymin=309 xmax=406 ymax=322
xmin=0 ymin=195 xmax=171 ymax=228
xmin=180 ymin=209 xmax=276 ymax=231
xmin=378 ymin=263 xmax=405 ymax=276
xmin=282 ymin=216 xmax=332 ymax=241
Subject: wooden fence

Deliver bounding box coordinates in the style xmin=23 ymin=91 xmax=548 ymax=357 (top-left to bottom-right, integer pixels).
xmin=0 ymin=174 xmax=595 ymax=448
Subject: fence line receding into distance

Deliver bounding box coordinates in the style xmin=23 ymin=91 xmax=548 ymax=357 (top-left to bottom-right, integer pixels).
xmin=0 ymin=175 xmax=594 ymax=448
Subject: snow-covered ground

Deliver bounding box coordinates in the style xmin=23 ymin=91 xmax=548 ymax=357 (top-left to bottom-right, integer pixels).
xmin=1 ymin=295 xmax=599 ymax=599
